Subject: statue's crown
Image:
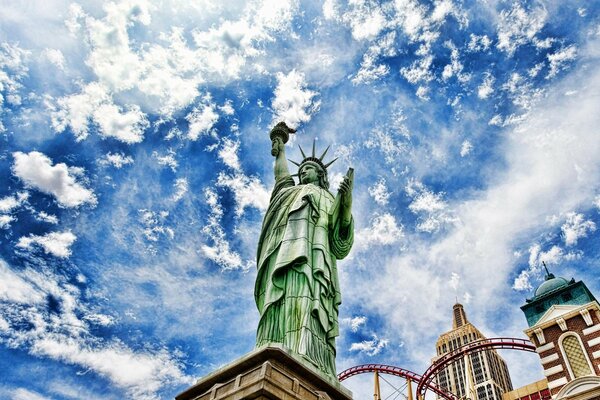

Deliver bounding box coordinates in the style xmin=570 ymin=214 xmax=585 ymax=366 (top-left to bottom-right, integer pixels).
xmin=289 ymin=139 xmax=338 ymax=173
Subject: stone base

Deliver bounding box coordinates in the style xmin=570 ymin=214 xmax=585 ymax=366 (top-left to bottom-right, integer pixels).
xmin=176 ymin=345 xmax=353 ymax=400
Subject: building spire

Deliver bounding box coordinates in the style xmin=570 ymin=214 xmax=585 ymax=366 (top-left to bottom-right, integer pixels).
xmin=452 ymin=303 xmax=468 ymax=329
xmin=542 ymin=261 xmax=555 ymax=280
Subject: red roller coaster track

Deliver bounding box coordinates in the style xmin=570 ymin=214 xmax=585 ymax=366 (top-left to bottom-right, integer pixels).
xmin=338 ymin=337 xmax=537 ymax=400
xmin=416 ymin=337 xmax=536 ymax=399
xmin=338 ymin=364 xmax=458 ymax=399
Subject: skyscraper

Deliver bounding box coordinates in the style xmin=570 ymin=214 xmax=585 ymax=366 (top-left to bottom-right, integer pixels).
xmin=433 ymin=303 xmax=513 ymax=400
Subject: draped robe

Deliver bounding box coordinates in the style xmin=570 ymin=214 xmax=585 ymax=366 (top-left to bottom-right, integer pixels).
xmin=255 ymin=175 xmax=354 ymax=377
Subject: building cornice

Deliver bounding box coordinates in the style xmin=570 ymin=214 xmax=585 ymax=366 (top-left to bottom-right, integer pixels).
xmin=524 ymin=301 xmax=600 ymax=338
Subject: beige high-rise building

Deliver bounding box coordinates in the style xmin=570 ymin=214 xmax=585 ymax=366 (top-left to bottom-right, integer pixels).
xmin=433 ymin=303 xmax=513 ymax=400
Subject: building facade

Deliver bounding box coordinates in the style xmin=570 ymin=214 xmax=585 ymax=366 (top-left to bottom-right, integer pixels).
xmin=520 ymin=268 xmax=600 ymax=400
xmin=434 ymin=303 xmax=513 ymax=400
xmin=502 ymin=379 xmax=550 ymax=400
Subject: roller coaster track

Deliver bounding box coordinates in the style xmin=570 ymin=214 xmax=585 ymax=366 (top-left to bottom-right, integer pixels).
xmin=338 ymin=337 xmax=537 ymax=400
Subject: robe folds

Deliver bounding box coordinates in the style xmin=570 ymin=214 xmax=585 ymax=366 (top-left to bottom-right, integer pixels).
xmin=255 ymin=175 xmax=353 ymax=377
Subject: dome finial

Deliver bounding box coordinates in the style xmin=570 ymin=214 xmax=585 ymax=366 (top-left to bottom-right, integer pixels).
xmin=542 ymin=261 xmax=555 ymax=280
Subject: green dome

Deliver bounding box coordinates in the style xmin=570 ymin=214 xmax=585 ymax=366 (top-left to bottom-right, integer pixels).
xmin=535 ymin=275 xmax=569 ymax=297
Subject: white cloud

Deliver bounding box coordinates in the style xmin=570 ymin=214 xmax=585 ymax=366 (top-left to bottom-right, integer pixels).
xmin=352 ymin=50 xmax=390 ymax=85
xmin=547 ymin=45 xmax=577 ymax=79
xmin=561 ymin=212 xmax=596 ymax=246
xmin=441 ymin=41 xmax=469 ymax=83
xmin=218 ymin=137 xmax=242 ymax=171
xmin=50 ymin=82 xmax=149 ymax=143
xmin=496 ymin=2 xmax=547 ymax=56
xmin=12 ymin=151 xmax=97 ymax=208
xmin=513 ymin=269 xmax=532 ymax=291
xmin=322 ymin=0 xmax=339 ymax=20
xmin=0 ymin=256 xmax=190 ymax=398
xmin=172 ymin=178 xmax=189 ymax=202
xmin=216 ymin=172 xmax=270 ymax=217
xmin=138 ymin=209 xmax=174 ymax=243
xmin=0 ymin=43 xmax=29 ymax=131
xmin=349 ymin=334 xmax=388 ymax=356
xmin=0 ymin=191 xmax=28 ymax=213
xmin=528 ymin=62 xmax=544 ymax=78
xmin=0 ymin=214 xmax=16 ymax=229
xmin=0 ymin=196 xmax=20 ymax=212
xmin=415 ymin=85 xmax=429 ymax=100
xmin=63 ymin=0 xmax=299 ymax=119
xmin=406 ymin=179 xmax=457 ymax=233
xmin=354 ymin=213 xmax=404 ymax=252
xmin=220 ymin=100 xmax=235 ymax=116
xmin=42 ymin=48 xmax=66 ymax=70
xmin=31 ymin=336 xmax=188 ymax=398
xmin=594 ymin=195 xmax=600 ymax=210
xmin=460 ymin=140 xmax=473 ymax=157
xmin=271 ymin=70 xmax=320 ymax=129
xmin=342 ymin=2 xmax=387 ymax=41
xmin=400 ymin=54 xmax=434 ymax=84
xmin=153 ymin=149 xmax=178 ymax=171
xmin=501 ymin=72 xmax=543 ymax=111
xmin=467 ymin=34 xmax=492 ymax=52
xmin=94 ymin=103 xmax=149 ymax=143
xmin=368 ymin=177 xmax=391 ymax=206
xmin=17 ymin=231 xmax=77 ymax=258
xmin=343 ymin=315 xmax=367 ymax=332
xmin=201 ymin=188 xmax=247 ymax=270
xmin=449 ymin=272 xmax=460 ymax=291
xmin=186 ymin=100 xmax=219 ymax=140
xmin=538 ymin=245 xmax=564 ymax=266
xmin=100 ymin=152 xmax=134 ymax=168
xmin=0 ymin=259 xmax=45 ymax=304
xmin=36 ymin=211 xmax=59 ymax=224
xmin=364 ymin=127 xmax=408 ymax=164
xmin=477 ymin=72 xmax=495 ymax=99
xmin=10 ymin=388 xmax=50 ymax=400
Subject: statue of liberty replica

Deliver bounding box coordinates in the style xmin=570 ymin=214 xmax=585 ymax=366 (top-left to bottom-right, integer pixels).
xmin=255 ymin=122 xmax=355 ymax=379
xmin=176 ymin=122 xmax=355 ymax=400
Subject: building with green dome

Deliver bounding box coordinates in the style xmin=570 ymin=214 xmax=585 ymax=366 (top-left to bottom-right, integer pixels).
xmin=518 ymin=265 xmax=600 ymax=400
xmin=521 ymin=268 xmax=597 ymax=328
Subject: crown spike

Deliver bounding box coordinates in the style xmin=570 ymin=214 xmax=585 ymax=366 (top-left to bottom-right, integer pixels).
xmin=324 ymin=157 xmax=338 ymax=169
xmin=298 ymin=145 xmax=307 ymax=159
xmin=319 ymin=145 xmax=331 ymax=161
xmin=288 ymin=159 xmax=301 ymax=167
xmin=312 ymin=139 xmax=316 ymax=158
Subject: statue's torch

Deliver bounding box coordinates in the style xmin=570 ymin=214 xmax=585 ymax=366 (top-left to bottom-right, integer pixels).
xmin=269 ymin=122 xmax=296 ymax=156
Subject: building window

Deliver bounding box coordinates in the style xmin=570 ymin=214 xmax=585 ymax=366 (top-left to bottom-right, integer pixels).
xmin=561 ymin=334 xmax=593 ymax=378
xmin=563 ymin=292 xmax=573 ymax=301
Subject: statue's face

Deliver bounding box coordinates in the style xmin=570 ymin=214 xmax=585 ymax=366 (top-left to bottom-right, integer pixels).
xmin=300 ymin=164 xmax=319 ymax=184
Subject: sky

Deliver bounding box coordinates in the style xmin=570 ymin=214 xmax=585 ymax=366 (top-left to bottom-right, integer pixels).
xmin=1 ymin=0 xmax=600 ymax=399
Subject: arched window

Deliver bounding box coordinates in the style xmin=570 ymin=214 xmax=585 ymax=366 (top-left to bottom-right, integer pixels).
xmin=560 ymin=333 xmax=593 ymax=379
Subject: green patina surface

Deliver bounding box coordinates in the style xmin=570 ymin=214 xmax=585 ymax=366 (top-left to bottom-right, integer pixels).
xmin=521 ymin=278 xmax=597 ymax=327
xmin=255 ymin=123 xmax=354 ymax=379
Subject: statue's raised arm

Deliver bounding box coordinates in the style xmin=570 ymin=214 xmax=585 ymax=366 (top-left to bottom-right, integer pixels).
xmin=255 ymin=122 xmax=354 ymax=380
xmin=269 ymin=122 xmax=295 ymax=181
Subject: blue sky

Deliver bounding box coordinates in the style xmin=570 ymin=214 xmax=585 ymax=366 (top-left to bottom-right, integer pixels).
xmin=1 ymin=0 xmax=600 ymax=399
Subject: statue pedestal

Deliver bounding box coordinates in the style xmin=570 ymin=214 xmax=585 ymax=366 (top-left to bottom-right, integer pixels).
xmin=176 ymin=344 xmax=353 ymax=400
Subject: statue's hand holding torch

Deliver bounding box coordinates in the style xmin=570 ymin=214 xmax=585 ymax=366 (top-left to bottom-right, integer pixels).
xmin=269 ymin=122 xmax=296 ymax=157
